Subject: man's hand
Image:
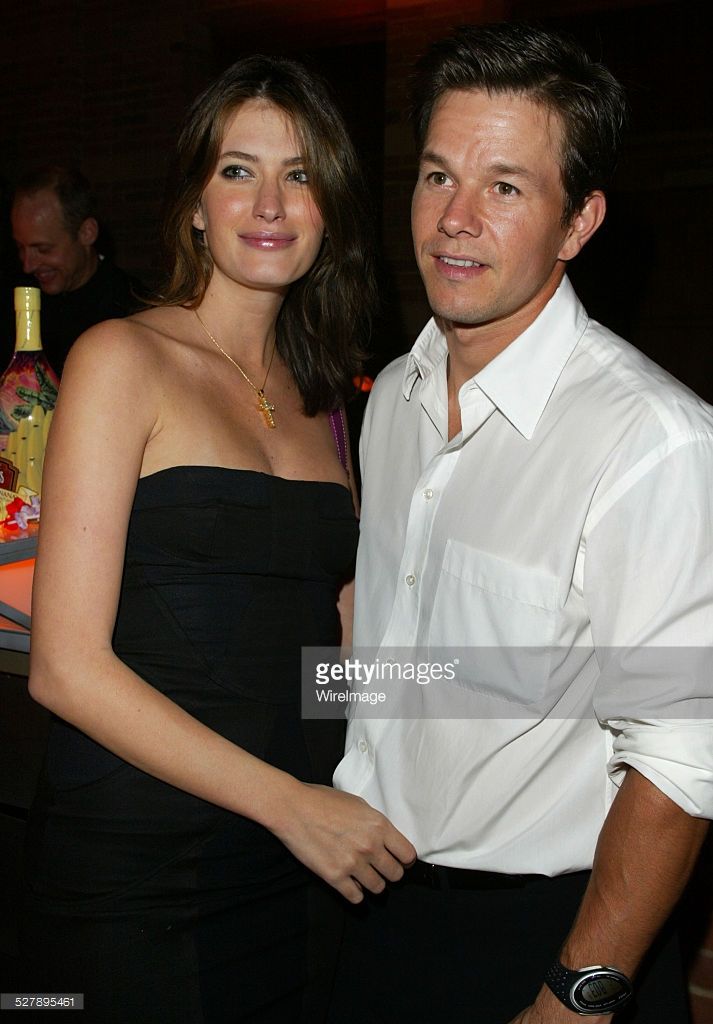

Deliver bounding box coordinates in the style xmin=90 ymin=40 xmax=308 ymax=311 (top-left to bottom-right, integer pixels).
xmin=507 ymin=769 xmax=708 ymax=1024
xmin=506 ymin=985 xmax=609 ymax=1023
xmin=507 ymin=1011 xmax=609 ymax=1024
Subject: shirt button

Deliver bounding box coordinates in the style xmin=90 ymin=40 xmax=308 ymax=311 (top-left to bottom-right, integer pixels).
xmin=358 ymin=739 xmax=368 ymax=753
xmin=405 ymin=573 xmax=416 ymax=588
xmin=423 ymin=488 xmax=434 ymax=500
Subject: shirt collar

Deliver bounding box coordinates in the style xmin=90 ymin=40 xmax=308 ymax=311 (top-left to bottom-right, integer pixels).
xmin=403 ymin=320 xmax=448 ymax=400
xmin=402 ymin=276 xmax=589 ymax=440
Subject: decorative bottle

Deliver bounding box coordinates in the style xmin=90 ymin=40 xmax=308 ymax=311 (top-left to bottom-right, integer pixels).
xmin=0 ymin=287 xmax=59 ymax=532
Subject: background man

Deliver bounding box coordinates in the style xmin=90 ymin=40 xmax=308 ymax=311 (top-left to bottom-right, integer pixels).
xmin=331 ymin=22 xmax=712 ymax=1024
xmin=10 ymin=165 xmax=140 ymax=375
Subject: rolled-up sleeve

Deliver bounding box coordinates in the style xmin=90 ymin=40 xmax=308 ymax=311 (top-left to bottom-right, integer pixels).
xmin=607 ymin=721 xmax=713 ymax=817
xmin=585 ymin=432 xmax=713 ymax=818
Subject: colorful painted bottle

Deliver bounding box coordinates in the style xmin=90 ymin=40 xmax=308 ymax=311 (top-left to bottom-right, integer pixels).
xmin=0 ymin=287 xmax=59 ymax=528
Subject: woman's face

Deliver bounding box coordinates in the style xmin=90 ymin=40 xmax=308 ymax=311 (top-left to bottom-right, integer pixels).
xmin=193 ymin=99 xmax=325 ymax=298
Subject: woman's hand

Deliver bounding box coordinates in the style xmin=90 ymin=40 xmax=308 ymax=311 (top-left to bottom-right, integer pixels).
xmin=271 ymin=782 xmax=416 ymax=903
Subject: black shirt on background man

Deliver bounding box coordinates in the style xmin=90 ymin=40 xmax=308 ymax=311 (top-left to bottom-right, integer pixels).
xmin=9 ymin=166 xmax=142 ymax=376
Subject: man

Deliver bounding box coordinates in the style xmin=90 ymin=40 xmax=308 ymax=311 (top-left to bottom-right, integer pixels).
xmin=10 ymin=166 xmax=140 ymax=375
xmin=330 ymin=22 xmax=712 ymax=1024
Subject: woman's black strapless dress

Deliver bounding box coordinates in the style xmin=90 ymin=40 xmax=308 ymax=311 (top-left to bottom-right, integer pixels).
xmin=21 ymin=467 xmax=358 ymax=1024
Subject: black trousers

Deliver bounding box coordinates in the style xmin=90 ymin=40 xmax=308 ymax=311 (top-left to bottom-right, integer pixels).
xmin=327 ymin=869 xmax=690 ymax=1024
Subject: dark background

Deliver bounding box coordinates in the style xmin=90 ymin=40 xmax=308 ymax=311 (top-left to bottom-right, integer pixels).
xmin=0 ymin=0 xmax=711 ymax=1017
xmin=0 ymin=0 xmax=711 ymax=396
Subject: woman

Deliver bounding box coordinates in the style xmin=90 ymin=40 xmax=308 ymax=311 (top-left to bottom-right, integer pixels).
xmin=22 ymin=56 xmax=415 ymax=1023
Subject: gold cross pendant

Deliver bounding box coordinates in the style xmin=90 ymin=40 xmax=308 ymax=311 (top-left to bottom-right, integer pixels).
xmin=257 ymin=390 xmax=276 ymax=429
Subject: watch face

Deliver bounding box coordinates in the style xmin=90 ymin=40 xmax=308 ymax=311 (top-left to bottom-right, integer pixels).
xmin=573 ymin=971 xmax=631 ymax=1012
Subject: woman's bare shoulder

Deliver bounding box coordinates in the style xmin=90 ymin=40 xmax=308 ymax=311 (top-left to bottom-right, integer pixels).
xmin=124 ymin=304 xmax=194 ymax=337
xmin=64 ymin=305 xmax=194 ymax=379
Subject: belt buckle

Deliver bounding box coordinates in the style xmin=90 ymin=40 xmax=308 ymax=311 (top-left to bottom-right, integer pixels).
xmin=423 ymin=862 xmax=441 ymax=888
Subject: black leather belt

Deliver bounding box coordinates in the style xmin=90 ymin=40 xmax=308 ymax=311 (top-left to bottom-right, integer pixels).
xmin=405 ymin=859 xmax=549 ymax=891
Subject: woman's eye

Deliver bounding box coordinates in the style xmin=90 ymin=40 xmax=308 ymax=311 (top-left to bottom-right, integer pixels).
xmin=221 ymin=165 xmax=251 ymax=180
xmin=287 ymin=169 xmax=309 ymax=184
xmin=494 ymin=181 xmax=519 ymax=196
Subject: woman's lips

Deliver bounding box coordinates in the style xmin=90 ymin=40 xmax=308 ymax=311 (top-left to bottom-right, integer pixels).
xmin=239 ymin=233 xmax=296 ymax=250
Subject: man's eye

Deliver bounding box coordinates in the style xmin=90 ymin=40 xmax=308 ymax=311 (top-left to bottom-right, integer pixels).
xmin=287 ymin=169 xmax=309 ymax=184
xmin=495 ymin=182 xmax=519 ymax=196
xmin=426 ymin=171 xmax=452 ymax=187
xmin=221 ymin=165 xmax=251 ymax=179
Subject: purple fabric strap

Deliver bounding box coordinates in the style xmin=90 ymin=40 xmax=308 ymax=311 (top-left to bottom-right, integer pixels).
xmin=329 ymin=407 xmax=349 ymax=474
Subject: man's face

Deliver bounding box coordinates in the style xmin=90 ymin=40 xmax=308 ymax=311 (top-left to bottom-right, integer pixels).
xmin=11 ymin=188 xmax=96 ymax=295
xmin=411 ymin=89 xmax=581 ymax=337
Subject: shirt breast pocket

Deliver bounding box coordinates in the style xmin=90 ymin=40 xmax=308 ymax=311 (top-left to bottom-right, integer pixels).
xmin=429 ymin=539 xmax=562 ymax=707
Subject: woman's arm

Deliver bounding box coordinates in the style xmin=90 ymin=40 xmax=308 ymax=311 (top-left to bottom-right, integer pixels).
xmin=29 ymin=325 xmax=415 ymax=903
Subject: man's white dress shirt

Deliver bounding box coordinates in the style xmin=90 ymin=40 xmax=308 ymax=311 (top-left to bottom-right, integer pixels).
xmin=334 ymin=277 xmax=713 ymax=875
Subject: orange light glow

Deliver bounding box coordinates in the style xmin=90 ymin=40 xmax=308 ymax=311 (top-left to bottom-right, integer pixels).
xmin=353 ymin=374 xmax=374 ymax=393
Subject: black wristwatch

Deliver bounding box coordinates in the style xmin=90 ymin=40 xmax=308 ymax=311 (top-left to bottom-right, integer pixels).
xmin=544 ymin=960 xmax=633 ymax=1015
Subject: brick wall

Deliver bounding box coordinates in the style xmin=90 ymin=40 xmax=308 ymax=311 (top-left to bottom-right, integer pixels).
xmin=0 ymin=0 xmax=213 ymax=290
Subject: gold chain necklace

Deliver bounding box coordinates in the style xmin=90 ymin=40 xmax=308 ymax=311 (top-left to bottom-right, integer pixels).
xmin=194 ymin=310 xmax=277 ymax=428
